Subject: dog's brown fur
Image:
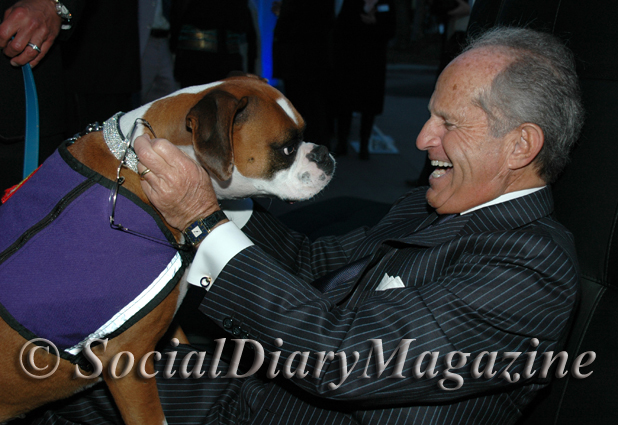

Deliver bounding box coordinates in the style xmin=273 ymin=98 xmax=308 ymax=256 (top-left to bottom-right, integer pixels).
xmin=0 ymin=75 xmax=308 ymax=424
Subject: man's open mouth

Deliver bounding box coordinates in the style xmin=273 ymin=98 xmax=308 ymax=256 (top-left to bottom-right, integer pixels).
xmin=430 ymin=160 xmax=453 ymax=178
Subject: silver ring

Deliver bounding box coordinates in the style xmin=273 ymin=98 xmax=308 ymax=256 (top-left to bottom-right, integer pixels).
xmin=27 ymin=42 xmax=41 ymax=53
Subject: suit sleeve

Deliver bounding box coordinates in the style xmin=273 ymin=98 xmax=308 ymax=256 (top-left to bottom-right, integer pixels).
xmin=199 ymin=225 xmax=579 ymax=407
xmin=238 ymin=201 xmax=374 ymax=282
xmin=238 ymin=189 xmax=420 ymax=282
xmin=191 ymin=190 xmax=420 ymax=288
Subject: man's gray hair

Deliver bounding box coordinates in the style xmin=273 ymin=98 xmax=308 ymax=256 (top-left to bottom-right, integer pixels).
xmin=463 ymin=27 xmax=584 ymax=183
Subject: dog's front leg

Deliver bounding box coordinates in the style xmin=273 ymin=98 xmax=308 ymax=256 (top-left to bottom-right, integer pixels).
xmin=94 ymin=288 xmax=181 ymax=425
xmin=103 ymin=359 xmax=166 ymax=425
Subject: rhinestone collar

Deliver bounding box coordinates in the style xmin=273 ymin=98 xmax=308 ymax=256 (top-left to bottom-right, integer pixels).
xmin=102 ymin=112 xmax=139 ymax=173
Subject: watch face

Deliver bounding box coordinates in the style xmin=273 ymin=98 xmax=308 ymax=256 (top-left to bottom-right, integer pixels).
xmin=56 ymin=2 xmax=71 ymax=19
xmin=190 ymin=227 xmax=204 ymax=238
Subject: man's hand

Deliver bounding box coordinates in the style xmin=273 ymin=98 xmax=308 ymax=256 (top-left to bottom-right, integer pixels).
xmin=0 ymin=0 xmax=62 ymax=67
xmin=134 ymin=135 xmax=221 ymax=232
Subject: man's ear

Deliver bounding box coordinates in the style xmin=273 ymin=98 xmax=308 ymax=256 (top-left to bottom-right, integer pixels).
xmin=508 ymin=123 xmax=544 ymax=170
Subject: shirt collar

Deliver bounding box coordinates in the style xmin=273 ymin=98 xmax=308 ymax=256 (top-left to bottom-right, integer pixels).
xmin=459 ymin=186 xmax=546 ymax=215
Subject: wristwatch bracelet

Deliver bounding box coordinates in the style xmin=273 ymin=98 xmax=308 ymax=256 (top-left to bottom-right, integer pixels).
xmin=183 ymin=210 xmax=228 ymax=247
xmin=53 ymin=0 xmax=72 ymax=30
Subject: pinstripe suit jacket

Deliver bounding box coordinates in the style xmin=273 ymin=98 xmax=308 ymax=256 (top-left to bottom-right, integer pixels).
xmin=196 ymin=186 xmax=579 ymax=424
xmin=26 ymin=187 xmax=579 ymax=425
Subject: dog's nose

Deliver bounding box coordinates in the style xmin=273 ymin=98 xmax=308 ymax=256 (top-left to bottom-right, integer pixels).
xmin=307 ymin=145 xmax=335 ymax=175
xmin=307 ymin=145 xmax=329 ymax=163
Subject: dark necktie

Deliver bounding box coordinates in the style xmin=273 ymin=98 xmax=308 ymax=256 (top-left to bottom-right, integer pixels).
xmin=312 ymin=214 xmax=458 ymax=293
xmin=433 ymin=213 xmax=458 ymax=226
xmin=311 ymin=255 xmax=371 ymax=293
xmin=416 ymin=212 xmax=458 ymax=232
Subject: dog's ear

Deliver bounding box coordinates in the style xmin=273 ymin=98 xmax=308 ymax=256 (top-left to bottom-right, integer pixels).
xmin=186 ymin=90 xmax=248 ymax=181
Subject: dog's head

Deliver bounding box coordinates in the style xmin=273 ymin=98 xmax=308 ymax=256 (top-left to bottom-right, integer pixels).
xmin=137 ymin=75 xmax=335 ymax=201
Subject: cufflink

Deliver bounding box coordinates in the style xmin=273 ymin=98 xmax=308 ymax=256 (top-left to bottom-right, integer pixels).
xmin=200 ymin=276 xmax=213 ymax=290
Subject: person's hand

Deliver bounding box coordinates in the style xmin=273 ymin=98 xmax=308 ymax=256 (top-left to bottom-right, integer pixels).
xmin=134 ymin=135 xmax=222 ymax=232
xmin=0 ymin=0 xmax=62 ymax=67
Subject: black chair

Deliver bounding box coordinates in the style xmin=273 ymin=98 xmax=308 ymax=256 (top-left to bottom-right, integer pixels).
xmin=468 ymin=1 xmax=618 ymax=423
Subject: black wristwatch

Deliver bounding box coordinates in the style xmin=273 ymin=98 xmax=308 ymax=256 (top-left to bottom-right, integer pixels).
xmin=183 ymin=210 xmax=228 ymax=247
xmin=53 ymin=0 xmax=72 ymax=30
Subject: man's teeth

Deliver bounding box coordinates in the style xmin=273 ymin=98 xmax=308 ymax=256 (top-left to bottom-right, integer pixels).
xmin=431 ymin=160 xmax=453 ymax=168
xmin=430 ymin=160 xmax=453 ymax=178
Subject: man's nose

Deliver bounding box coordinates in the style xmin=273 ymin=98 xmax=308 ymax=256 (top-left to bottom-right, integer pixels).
xmin=416 ymin=120 xmax=441 ymax=151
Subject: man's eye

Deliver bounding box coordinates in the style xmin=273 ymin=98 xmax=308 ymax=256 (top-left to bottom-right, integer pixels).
xmin=444 ymin=122 xmax=456 ymax=129
xmin=283 ymin=146 xmax=296 ymax=156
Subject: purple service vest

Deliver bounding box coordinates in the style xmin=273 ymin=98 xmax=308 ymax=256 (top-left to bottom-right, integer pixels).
xmin=0 ymin=141 xmax=191 ymax=367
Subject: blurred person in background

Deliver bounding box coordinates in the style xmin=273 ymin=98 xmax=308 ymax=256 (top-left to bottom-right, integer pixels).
xmin=0 ymin=0 xmax=82 ymax=191
xmin=333 ymin=0 xmax=395 ymax=160
xmin=139 ymin=0 xmax=179 ymax=105
xmin=272 ymin=0 xmax=336 ymax=148
xmin=170 ymin=0 xmax=257 ymax=87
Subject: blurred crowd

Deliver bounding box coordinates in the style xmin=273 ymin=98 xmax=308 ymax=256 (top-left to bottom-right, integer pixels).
xmin=0 ymin=0 xmax=469 ymax=191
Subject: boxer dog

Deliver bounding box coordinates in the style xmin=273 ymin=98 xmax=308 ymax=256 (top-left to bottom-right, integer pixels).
xmin=0 ymin=75 xmax=334 ymax=424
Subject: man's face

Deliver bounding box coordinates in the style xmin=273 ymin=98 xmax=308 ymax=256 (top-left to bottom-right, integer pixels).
xmin=416 ymin=49 xmax=517 ymax=214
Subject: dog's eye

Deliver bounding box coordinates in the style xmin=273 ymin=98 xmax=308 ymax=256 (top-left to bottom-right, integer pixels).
xmin=283 ymin=146 xmax=296 ymax=156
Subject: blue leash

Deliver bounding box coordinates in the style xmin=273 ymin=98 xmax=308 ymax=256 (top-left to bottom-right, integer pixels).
xmin=22 ymin=63 xmax=39 ymax=179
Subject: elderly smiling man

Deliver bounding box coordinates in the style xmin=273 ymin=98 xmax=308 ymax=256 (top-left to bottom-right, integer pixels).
xmin=33 ymin=27 xmax=584 ymax=425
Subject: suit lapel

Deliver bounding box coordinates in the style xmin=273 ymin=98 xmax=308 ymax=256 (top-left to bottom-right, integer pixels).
xmin=333 ymin=187 xmax=555 ymax=305
xmin=397 ymin=213 xmax=470 ymax=247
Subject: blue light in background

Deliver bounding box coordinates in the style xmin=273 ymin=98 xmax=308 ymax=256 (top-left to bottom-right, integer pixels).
xmin=254 ymin=0 xmax=277 ymax=82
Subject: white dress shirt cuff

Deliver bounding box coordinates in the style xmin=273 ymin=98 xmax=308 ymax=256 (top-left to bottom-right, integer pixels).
xmin=186 ymin=221 xmax=254 ymax=290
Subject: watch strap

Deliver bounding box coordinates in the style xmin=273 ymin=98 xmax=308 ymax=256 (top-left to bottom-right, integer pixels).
xmin=183 ymin=210 xmax=228 ymax=246
xmin=54 ymin=0 xmax=72 ymax=30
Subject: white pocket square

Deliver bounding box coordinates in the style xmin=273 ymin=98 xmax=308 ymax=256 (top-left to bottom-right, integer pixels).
xmin=376 ymin=273 xmax=406 ymax=291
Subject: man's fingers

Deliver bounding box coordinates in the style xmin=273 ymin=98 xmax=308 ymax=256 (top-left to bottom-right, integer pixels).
xmin=138 ymin=172 xmax=155 ymax=202
xmin=140 ymin=136 xmax=204 ymax=185
xmin=0 ymin=6 xmax=28 ymax=54
xmin=149 ymin=137 xmax=190 ymax=170
xmin=135 ymin=136 xmax=186 ymax=203
xmin=3 ymin=27 xmax=30 ymax=58
xmin=149 ymin=138 xmax=207 ymax=183
xmin=1 ymin=1 xmax=61 ymax=65
xmin=133 ymin=136 xmax=219 ymax=231
xmin=135 ymin=136 xmax=206 ymax=195
xmin=138 ymin=166 xmax=153 ymax=180
xmin=28 ymin=32 xmax=55 ymax=67
xmin=9 ymin=42 xmax=40 ymax=66
xmin=0 ymin=13 xmax=17 ymax=49
xmin=134 ymin=134 xmax=169 ymax=175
